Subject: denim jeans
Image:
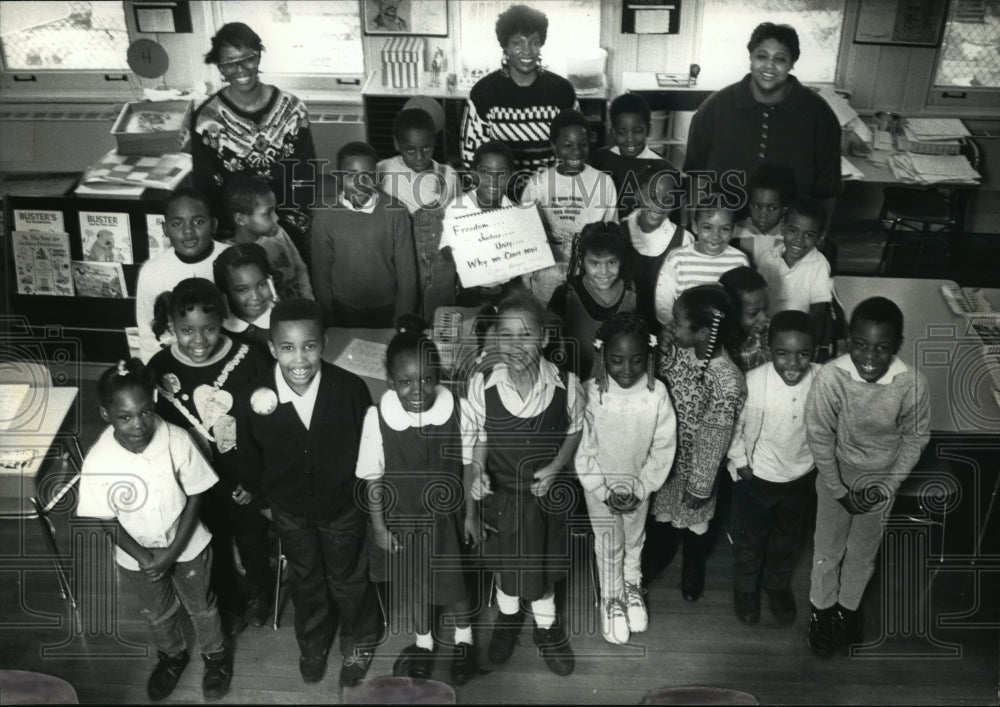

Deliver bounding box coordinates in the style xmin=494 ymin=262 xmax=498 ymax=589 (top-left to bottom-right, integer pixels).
xmin=119 ymin=544 xmax=225 ymax=656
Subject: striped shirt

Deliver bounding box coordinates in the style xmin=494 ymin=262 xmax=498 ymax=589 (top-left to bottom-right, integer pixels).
xmin=461 ymin=70 xmax=578 ymax=172
xmin=654 ymin=244 xmax=749 ymax=325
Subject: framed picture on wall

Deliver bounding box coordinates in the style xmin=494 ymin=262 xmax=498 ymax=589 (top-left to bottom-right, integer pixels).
xmin=854 ymin=0 xmax=948 ymax=47
xmin=363 ymin=0 xmax=448 ymax=37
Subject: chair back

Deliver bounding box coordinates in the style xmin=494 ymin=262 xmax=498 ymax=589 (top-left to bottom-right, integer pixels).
xmin=342 ymin=676 xmax=456 ymax=704
xmin=640 ymin=685 xmax=759 ymax=705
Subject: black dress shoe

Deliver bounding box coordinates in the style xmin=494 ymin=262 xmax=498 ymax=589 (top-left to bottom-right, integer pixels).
xmin=392 ymin=644 xmax=433 ymax=679
xmin=835 ymin=604 xmax=863 ymax=647
xmin=299 ymin=651 xmax=328 ymax=684
xmin=450 ymin=644 xmax=486 ymax=686
xmin=767 ymin=588 xmax=797 ymax=626
xmin=733 ymin=589 xmax=761 ymax=625
xmin=488 ymin=611 xmax=521 ymax=665
xmin=339 ymin=648 xmax=374 ymax=686
xmin=532 ymin=625 xmax=575 ymax=676
xmin=147 ymin=649 xmax=190 ymax=701
xmin=202 ymin=648 xmax=233 ymax=700
xmin=808 ymin=604 xmax=837 ymax=658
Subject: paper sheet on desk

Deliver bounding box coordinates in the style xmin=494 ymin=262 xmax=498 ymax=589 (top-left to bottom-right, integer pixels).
xmin=0 ymin=384 xmax=30 ymax=431
xmin=333 ymin=338 xmax=388 ymax=380
xmin=841 ymin=156 xmax=865 ymax=181
xmin=816 ymin=86 xmax=858 ymax=127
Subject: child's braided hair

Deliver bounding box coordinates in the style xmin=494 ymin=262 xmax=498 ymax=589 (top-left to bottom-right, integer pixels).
xmin=676 ymin=284 xmax=738 ymax=382
xmin=592 ymin=312 xmax=657 ymax=403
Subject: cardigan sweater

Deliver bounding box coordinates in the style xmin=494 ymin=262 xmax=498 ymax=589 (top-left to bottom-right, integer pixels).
xmin=683 ymin=74 xmax=841 ymax=199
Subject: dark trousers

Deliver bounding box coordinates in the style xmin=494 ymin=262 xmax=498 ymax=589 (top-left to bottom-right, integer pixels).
xmin=732 ymin=469 xmax=816 ymax=593
xmin=270 ymin=504 xmax=380 ymax=659
xmin=201 ymin=487 xmax=274 ymax=612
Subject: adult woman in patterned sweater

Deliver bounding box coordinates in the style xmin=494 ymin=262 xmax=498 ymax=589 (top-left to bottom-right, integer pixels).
xmin=193 ymin=22 xmax=317 ymax=261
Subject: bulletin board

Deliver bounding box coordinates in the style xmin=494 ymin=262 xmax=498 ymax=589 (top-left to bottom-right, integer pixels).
xmin=2 ymin=193 xmax=172 ymax=361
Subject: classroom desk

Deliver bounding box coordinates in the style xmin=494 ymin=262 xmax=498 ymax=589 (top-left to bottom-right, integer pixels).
xmin=0 ymin=386 xmax=80 ymax=516
xmin=322 ymin=327 xmax=395 ymax=401
xmin=833 ymin=276 xmax=999 ymax=435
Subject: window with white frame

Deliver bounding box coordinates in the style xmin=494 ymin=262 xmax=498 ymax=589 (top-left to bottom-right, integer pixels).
xmin=216 ymin=0 xmax=364 ymax=86
xmin=0 ymin=0 xmax=133 ymax=93
xmin=695 ymin=0 xmax=846 ymax=89
xmin=454 ymin=1 xmax=601 ymax=80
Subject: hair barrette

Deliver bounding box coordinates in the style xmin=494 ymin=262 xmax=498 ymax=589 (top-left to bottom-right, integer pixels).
xmin=648 ymin=334 xmax=658 ymax=348
xmin=116 ymin=360 xmax=128 ymax=376
xmin=593 ymin=338 xmax=604 ymax=351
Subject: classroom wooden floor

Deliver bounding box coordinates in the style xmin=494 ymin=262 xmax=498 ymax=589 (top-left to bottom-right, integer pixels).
xmin=2 ymin=376 xmax=998 ymax=705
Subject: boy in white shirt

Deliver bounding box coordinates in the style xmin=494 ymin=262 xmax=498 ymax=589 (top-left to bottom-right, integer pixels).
xmin=754 ymin=196 xmax=832 ymax=338
xmin=727 ymin=311 xmax=819 ymax=627
xmin=732 ymin=162 xmax=795 ymax=259
xmin=521 ymin=109 xmax=618 ymax=304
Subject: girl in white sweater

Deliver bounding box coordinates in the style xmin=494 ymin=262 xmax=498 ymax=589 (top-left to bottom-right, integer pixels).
xmin=575 ymin=312 xmax=677 ymax=644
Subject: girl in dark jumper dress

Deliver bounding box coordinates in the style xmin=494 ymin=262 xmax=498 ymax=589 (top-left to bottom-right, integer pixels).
xmin=214 ymin=243 xmax=276 ymax=357
xmin=355 ymin=317 xmax=481 ymax=685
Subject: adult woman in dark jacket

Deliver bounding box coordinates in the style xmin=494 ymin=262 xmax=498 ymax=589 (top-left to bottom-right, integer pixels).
xmin=684 ymin=23 xmax=841 ymax=207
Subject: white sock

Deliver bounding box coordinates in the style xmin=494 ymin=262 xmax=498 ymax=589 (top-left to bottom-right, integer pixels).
xmin=495 ymin=586 xmax=520 ymax=616
xmin=454 ymin=625 xmax=473 ymax=646
xmin=531 ymin=592 xmax=556 ymax=630
xmin=415 ymin=631 xmax=434 ymax=650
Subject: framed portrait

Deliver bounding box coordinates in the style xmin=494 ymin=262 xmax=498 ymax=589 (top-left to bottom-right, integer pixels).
xmin=363 ymin=0 xmax=448 ymax=37
xmin=854 ymin=0 xmax=948 ymax=47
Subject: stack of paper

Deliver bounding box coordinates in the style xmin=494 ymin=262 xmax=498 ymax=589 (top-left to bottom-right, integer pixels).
xmin=888 ymin=152 xmax=981 ymax=185
xmin=841 ymin=156 xmax=865 ymax=181
xmin=904 ymin=118 xmax=970 ymax=140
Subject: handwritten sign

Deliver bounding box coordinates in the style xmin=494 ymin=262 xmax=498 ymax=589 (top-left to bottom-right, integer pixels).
xmin=444 ymin=205 xmax=554 ymax=288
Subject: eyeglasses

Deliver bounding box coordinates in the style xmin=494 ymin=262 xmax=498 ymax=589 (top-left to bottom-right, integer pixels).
xmin=217 ymin=52 xmax=260 ymax=76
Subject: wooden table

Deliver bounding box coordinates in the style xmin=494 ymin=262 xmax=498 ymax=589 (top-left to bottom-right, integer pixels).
xmin=833 ymin=276 xmax=999 ymax=435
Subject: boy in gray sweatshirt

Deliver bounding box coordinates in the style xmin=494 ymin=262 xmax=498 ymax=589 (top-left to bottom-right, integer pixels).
xmin=804 ymin=296 xmax=930 ymax=657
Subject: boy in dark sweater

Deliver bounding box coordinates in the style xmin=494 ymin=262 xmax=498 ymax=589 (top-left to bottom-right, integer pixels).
xmin=311 ymin=141 xmax=418 ymax=328
xmin=234 ymin=299 xmax=380 ymax=685
xmin=804 ymin=296 xmax=930 ymax=656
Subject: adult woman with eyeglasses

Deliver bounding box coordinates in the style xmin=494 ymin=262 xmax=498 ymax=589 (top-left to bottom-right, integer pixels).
xmin=193 ymin=22 xmax=317 ymax=260
xmin=460 ymin=4 xmax=577 ymax=176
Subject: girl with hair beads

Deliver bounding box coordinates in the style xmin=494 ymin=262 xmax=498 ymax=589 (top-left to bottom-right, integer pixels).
xmin=147 ymin=278 xmax=273 ymax=635
xmin=214 ymin=243 xmax=277 ymax=355
xmin=354 ymin=315 xmax=482 ymax=685
xmin=76 ymin=359 xmax=231 ymax=701
xmin=548 ymin=222 xmax=637 ymax=379
xmin=463 ymin=291 xmax=584 ymax=676
xmin=647 ymin=284 xmax=746 ymax=602
xmin=575 ymin=313 xmax=677 ymax=644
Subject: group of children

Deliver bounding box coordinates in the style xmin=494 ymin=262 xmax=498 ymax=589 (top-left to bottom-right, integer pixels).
xmin=76 ymin=88 xmax=932 ymax=700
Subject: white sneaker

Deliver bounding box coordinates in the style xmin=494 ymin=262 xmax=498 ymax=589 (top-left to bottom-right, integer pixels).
xmin=602 ymin=598 xmax=630 ymax=645
xmin=624 ymin=582 xmax=648 ymax=633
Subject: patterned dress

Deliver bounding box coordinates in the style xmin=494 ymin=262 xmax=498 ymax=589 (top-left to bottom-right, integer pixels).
xmin=653 ymin=339 xmax=746 ymax=530
xmin=192 ymin=87 xmax=316 ymax=256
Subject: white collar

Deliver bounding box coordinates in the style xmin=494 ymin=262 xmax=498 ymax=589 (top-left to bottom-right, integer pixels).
xmin=833 ymin=353 xmax=908 ymax=385
xmin=223 ymin=305 xmax=272 ymax=333
xmin=378 ymin=386 xmax=454 ymax=431
xmin=274 ymin=362 xmax=322 ymax=401
xmin=484 ymin=360 xmax=564 ymax=391
xmin=610 ymin=145 xmax=660 ymax=160
xmin=169 ymin=336 xmax=233 ymax=368
xmin=339 ymin=192 xmax=378 ymax=213
xmin=106 ymin=415 xmax=169 ymax=459
xmin=770 ymin=241 xmax=821 ymax=268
